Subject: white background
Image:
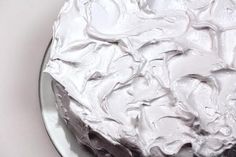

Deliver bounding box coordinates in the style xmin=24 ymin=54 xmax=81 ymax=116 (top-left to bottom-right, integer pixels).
xmin=0 ymin=0 xmax=64 ymax=156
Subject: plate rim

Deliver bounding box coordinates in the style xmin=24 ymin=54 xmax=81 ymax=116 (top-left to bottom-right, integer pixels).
xmin=38 ymin=39 xmax=63 ymax=157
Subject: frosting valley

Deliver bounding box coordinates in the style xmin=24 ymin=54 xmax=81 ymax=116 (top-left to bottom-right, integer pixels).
xmin=45 ymin=0 xmax=236 ymax=156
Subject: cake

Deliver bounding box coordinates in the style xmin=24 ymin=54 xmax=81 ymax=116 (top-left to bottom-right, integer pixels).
xmin=45 ymin=0 xmax=236 ymax=156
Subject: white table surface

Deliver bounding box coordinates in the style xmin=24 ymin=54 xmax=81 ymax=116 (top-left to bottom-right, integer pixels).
xmin=0 ymin=0 xmax=64 ymax=156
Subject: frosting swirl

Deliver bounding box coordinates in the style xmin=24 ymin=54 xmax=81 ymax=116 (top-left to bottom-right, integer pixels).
xmin=46 ymin=0 xmax=236 ymax=156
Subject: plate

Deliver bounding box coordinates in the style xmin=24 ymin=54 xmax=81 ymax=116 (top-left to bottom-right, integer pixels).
xmin=39 ymin=40 xmax=93 ymax=157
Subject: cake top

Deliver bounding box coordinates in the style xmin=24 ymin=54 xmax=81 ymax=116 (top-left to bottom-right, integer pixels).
xmin=46 ymin=0 xmax=236 ymax=156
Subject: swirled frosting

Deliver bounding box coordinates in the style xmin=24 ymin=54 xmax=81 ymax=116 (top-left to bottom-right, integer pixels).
xmin=45 ymin=0 xmax=236 ymax=156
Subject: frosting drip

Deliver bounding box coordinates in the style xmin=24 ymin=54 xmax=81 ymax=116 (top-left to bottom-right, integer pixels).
xmin=45 ymin=0 xmax=236 ymax=156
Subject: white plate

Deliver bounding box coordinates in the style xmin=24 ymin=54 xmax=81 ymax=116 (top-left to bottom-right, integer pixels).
xmin=39 ymin=41 xmax=94 ymax=157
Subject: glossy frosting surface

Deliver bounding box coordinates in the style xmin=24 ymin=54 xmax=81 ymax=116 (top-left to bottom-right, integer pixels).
xmin=45 ymin=0 xmax=236 ymax=156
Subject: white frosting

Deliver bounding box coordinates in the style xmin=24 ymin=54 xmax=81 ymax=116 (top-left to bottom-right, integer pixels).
xmin=45 ymin=0 xmax=236 ymax=156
